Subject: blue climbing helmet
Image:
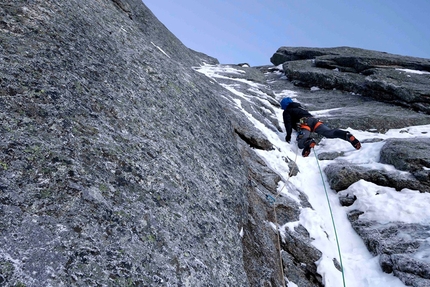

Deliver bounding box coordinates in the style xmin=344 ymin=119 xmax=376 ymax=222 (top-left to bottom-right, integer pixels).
xmin=280 ymin=97 xmax=293 ymax=110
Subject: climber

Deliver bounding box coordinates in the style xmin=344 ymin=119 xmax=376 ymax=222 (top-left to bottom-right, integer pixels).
xmin=280 ymin=97 xmax=361 ymax=157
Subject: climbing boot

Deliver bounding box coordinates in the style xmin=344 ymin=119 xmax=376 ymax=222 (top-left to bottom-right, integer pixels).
xmin=346 ymin=133 xmax=361 ymax=150
xmin=302 ymin=138 xmax=316 ymax=157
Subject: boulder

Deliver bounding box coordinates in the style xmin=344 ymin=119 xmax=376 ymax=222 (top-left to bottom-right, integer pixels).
xmin=324 ymin=163 xmax=425 ymax=192
xmin=380 ymin=138 xmax=430 ymax=192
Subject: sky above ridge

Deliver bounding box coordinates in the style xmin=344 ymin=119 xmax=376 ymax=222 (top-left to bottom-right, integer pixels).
xmin=143 ymin=0 xmax=430 ymax=66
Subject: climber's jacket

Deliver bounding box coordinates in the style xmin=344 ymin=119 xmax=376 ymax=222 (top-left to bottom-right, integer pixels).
xmin=282 ymin=102 xmax=322 ymax=139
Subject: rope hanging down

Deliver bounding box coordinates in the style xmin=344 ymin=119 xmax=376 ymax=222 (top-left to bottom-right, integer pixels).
xmin=313 ymin=149 xmax=347 ymax=287
xmin=270 ymin=146 xmax=299 ymax=287
xmin=271 ymin=146 xmax=347 ymax=286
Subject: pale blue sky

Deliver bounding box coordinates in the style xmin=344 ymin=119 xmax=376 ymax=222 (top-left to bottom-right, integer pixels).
xmin=143 ymin=0 xmax=430 ymax=66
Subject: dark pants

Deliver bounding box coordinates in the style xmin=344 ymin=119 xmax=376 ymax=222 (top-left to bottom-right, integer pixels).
xmin=297 ymin=117 xmax=348 ymax=149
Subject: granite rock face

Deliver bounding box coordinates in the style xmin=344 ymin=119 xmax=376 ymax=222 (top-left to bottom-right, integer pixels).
xmin=1 ymin=0 xmax=248 ymax=286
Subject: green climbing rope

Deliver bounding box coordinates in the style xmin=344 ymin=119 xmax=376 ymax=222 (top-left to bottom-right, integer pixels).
xmin=313 ymin=149 xmax=347 ymax=287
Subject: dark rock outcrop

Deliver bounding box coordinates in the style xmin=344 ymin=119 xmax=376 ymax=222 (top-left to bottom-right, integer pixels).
xmin=380 ymin=138 xmax=430 ymax=191
xmin=271 ymin=46 xmax=430 ymax=114
xmin=324 ymin=138 xmax=430 ymax=193
xmin=325 ymin=163 xmax=426 ymax=193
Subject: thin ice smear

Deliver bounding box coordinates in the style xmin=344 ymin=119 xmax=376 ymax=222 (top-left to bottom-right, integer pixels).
xmin=197 ymin=64 xmax=430 ymax=287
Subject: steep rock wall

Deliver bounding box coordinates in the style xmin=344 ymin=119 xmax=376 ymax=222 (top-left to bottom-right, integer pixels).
xmin=1 ymin=1 xmax=251 ymax=286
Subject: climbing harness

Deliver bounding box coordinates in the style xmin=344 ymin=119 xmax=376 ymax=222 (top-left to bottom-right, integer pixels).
xmin=298 ymin=117 xmax=323 ymax=132
xmin=313 ymin=149 xmax=347 ymax=287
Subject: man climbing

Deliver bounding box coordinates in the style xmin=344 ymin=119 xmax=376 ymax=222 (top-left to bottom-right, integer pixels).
xmin=280 ymin=97 xmax=361 ymax=157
